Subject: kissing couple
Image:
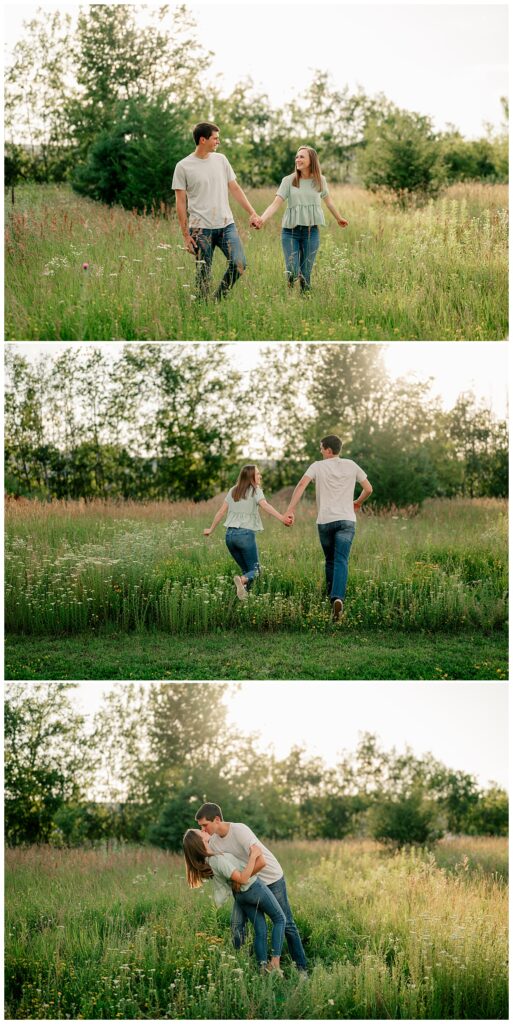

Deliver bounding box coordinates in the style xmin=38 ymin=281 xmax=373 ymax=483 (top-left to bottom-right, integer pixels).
xmin=183 ymin=802 xmax=307 ymax=976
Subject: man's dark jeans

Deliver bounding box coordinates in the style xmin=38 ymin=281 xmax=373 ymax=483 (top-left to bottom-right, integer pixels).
xmin=191 ymin=222 xmax=246 ymax=299
xmin=317 ymin=519 xmax=356 ymax=601
xmin=231 ymin=874 xmax=307 ymax=971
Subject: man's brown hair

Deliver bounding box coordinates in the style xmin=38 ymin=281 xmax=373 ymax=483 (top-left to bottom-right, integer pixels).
xmin=193 ymin=122 xmax=219 ymax=145
xmin=195 ymin=802 xmax=223 ymax=822
xmin=320 ymin=434 xmax=342 ymax=454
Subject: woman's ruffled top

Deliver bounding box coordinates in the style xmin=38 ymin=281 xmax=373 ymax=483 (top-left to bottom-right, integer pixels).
xmin=277 ymin=174 xmax=329 ymax=228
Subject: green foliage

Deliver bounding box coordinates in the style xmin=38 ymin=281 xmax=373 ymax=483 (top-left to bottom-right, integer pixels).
xmin=4 ymin=683 xmax=92 ymax=845
xmin=464 ymin=787 xmax=509 ymax=836
xmin=369 ymin=792 xmax=444 ymax=847
xmin=72 ymin=97 xmax=191 ymax=210
xmin=359 ymin=108 xmax=443 ymax=204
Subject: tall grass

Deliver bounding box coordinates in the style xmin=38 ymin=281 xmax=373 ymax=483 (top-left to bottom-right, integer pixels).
xmin=5 ymin=496 xmax=507 ymax=636
xmin=5 ymin=182 xmax=508 ymax=340
xmin=5 ymin=839 xmax=508 ymax=1019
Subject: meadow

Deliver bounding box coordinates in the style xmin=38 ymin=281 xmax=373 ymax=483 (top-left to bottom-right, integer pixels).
xmin=5 ymin=837 xmax=508 ymax=1020
xmin=5 ymin=495 xmax=508 ymax=680
xmin=5 ymin=182 xmax=508 ymax=341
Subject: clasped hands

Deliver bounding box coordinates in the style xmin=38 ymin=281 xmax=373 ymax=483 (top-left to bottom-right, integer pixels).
xmin=249 ymin=213 xmax=264 ymax=230
xmin=282 ymin=512 xmax=294 ymax=528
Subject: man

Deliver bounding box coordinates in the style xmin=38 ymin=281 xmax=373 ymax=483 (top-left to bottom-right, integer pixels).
xmin=286 ymin=434 xmax=373 ymax=621
xmin=172 ymin=122 xmax=261 ymax=301
xmin=195 ymin=802 xmax=308 ymax=973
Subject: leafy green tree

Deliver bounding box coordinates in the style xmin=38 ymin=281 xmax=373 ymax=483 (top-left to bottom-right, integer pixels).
xmin=67 ymin=4 xmax=210 ymax=159
xmin=5 ymin=9 xmax=74 ymax=182
xmin=72 ymin=96 xmax=191 ymax=210
xmin=370 ymin=792 xmax=444 ymax=848
xmin=464 ymin=786 xmax=508 ymax=836
xmin=358 ymin=108 xmax=443 ymax=204
xmin=4 ymin=683 xmax=92 ymax=845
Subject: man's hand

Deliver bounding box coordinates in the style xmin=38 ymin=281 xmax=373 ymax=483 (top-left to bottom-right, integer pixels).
xmin=249 ymin=213 xmax=263 ymax=229
xmin=183 ymin=233 xmax=198 ymax=254
xmin=203 ymin=527 xmax=213 ymax=537
xmin=230 ymin=879 xmax=242 ymax=893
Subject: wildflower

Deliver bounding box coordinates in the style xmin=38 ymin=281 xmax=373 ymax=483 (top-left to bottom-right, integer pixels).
xmin=82 ymin=262 xmax=89 ymax=270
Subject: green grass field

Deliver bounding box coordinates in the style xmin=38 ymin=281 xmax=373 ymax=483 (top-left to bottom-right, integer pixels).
xmin=5 ymin=182 xmax=508 ymax=341
xmin=5 ymin=495 xmax=507 ymax=680
xmin=5 ymin=838 xmax=508 ymax=1019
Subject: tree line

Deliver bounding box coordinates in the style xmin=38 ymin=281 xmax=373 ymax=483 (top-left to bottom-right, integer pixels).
xmin=5 ymin=345 xmax=508 ymax=508
xmin=5 ymin=683 xmax=508 ymax=850
xmin=5 ymin=5 xmax=508 ymax=208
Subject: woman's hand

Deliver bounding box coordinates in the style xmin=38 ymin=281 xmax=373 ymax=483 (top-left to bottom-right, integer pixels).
xmin=337 ymin=217 xmax=349 ymax=227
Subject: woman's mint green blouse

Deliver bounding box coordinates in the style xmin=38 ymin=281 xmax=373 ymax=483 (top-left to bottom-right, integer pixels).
xmin=224 ymin=485 xmax=265 ymax=531
xmin=277 ymin=174 xmax=329 ymax=228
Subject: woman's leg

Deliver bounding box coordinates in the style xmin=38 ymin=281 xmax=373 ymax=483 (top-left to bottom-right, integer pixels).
xmin=299 ymin=226 xmax=320 ymax=291
xmin=237 ymin=531 xmax=260 ymax=590
xmin=236 ymin=882 xmax=286 ymax=963
xmin=281 ymin=228 xmax=300 ymax=286
xmin=225 ymin=530 xmax=247 ymax=575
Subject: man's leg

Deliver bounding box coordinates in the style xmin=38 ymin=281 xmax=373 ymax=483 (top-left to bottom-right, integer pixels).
xmin=299 ymin=226 xmax=320 ymax=291
xmin=317 ymin=522 xmax=335 ymax=599
xmin=230 ymin=896 xmax=249 ymax=950
xmin=331 ymin=521 xmax=356 ymax=601
xmin=192 ymin=229 xmax=213 ymax=299
xmin=267 ymin=876 xmax=307 ymax=971
xmin=214 ymin=223 xmax=247 ymax=299
xmin=281 ymin=228 xmax=300 ymax=286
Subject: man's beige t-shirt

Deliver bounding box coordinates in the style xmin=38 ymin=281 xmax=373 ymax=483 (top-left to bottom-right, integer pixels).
xmin=208 ymin=823 xmax=283 ymax=886
xmin=305 ymin=457 xmax=368 ymax=524
xmin=172 ymin=152 xmax=236 ymax=228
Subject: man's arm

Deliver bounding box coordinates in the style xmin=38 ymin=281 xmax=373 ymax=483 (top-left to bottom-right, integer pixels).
xmin=227 ymin=179 xmax=261 ymax=226
xmin=175 ymin=189 xmax=197 ymax=253
xmin=354 ymin=478 xmax=373 ymax=510
xmin=286 ymin=474 xmax=313 ymax=518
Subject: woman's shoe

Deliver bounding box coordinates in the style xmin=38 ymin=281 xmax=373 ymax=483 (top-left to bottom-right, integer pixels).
xmin=234 ymin=575 xmax=248 ymax=601
xmin=262 ymin=962 xmax=284 ymax=977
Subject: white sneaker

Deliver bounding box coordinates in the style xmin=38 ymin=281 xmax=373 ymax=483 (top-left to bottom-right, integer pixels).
xmin=234 ymin=575 xmax=248 ymax=601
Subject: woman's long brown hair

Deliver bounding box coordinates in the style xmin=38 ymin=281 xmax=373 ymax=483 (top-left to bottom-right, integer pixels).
xmin=183 ymin=829 xmax=214 ymax=888
xmin=292 ymin=145 xmax=323 ymax=192
xmin=231 ymin=464 xmax=258 ymax=503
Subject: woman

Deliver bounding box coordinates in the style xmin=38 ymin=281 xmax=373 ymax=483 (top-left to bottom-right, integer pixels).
xmin=260 ymin=145 xmax=348 ymax=292
xmin=203 ymin=464 xmax=292 ymax=601
xmin=183 ymin=828 xmax=285 ymax=974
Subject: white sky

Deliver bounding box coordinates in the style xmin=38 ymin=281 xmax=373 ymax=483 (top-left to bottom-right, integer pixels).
xmin=8 ymin=341 xmax=509 ymax=419
xmin=4 ymin=2 xmax=508 ymax=139
xmin=69 ymin=680 xmax=508 ymax=789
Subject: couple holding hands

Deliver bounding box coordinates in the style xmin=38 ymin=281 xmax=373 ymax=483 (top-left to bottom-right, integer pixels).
xmin=204 ymin=435 xmax=373 ymax=620
xmin=172 ymin=121 xmax=348 ymax=299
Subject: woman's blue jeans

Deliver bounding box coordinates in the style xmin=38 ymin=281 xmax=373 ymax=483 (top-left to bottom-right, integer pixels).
xmin=234 ymin=879 xmax=286 ymax=963
xmin=281 ymin=225 xmax=320 ymax=290
xmin=225 ymin=528 xmax=260 ymax=587
xmin=317 ymin=520 xmax=356 ymax=601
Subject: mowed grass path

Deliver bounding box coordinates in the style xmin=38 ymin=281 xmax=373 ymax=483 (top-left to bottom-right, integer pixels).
xmin=5 ymin=496 xmax=507 ymax=680
xmin=5 ymin=839 xmax=508 ymax=1019
xmin=5 ymin=182 xmax=508 ymax=340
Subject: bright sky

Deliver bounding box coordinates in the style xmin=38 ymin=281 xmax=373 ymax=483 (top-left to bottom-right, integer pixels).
xmin=4 ymin=2 xmax=508 ymax=138
xmin=8 ymin=341 xmax=509 ymax=419
xmin=69 ymin=680 xmax=508 ymax=789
